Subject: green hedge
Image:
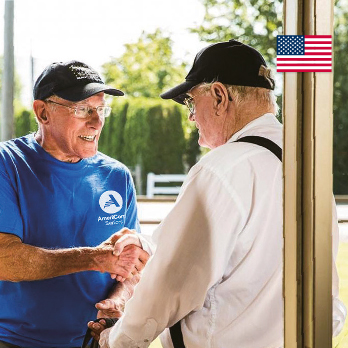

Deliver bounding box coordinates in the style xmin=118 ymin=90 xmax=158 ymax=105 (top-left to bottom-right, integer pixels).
xmin=98 ymin=97 xmax=199 ymax=193
xmin=14 ymin=107 xmax=37 ymax=137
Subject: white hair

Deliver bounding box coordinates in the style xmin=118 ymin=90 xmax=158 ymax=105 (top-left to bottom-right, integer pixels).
xmin=196 ymin=66 xmax=279 ymax=115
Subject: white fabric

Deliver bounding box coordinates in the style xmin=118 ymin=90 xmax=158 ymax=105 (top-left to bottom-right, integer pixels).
xmin=332 ymin=198 xmax=347 ymax=336
xmin=104 ymin=113 xmax=345 ymax=348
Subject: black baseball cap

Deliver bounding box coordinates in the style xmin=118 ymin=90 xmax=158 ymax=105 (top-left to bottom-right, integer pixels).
xmin=160 ymin=39 xmax=274 ymax=104
xmin=33 ymin=60 xmax=124 ymax=102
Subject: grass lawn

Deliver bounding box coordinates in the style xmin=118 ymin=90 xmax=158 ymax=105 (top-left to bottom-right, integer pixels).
xmin=333 ymin=242 xmax=348 ymax=347
xmin=147 ymin=242 xmax=348 ymax=347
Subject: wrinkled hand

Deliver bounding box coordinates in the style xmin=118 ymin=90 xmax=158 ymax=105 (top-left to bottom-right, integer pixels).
xmin=113 ymin=233 xmax=142 ymax=256
xmin=88 ymin=298 xmax=121 ymax=341
xmin=111 ymin=230 xmax=144 ymax=281
xmin=87 ymin=318 xmax=108 ymax=342
xmin=113 ymin=245 xmax=150 ymax=282
xmin=87 ymin=275 xmax=135 ymax=341
xmin=96 ymin=298 xmax=124 ymax=319
xmin=94 ymin=229 xmax=146 ymax=279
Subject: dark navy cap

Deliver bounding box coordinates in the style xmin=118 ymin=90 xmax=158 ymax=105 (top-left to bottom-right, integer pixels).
xmin=33 ymin=60 xmax=124 ymax=102
xmin=160 ymin=40 xmax=274 ymax=104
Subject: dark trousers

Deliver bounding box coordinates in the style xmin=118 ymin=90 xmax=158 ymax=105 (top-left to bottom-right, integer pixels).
xmin=0 ymin=341 xmax=20 ymax=348
xmin=0 ymin=341 xmax=82 ymax=348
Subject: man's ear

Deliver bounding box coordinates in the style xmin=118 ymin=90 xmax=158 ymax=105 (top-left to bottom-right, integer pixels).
xmin=211 ymin=82 xmax=229 ymax=116
xmin=33 ymin=100 xmax=49 ymax=124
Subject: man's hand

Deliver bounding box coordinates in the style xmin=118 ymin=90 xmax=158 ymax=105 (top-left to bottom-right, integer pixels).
xmin=87 ymin=298 xmax=123 ymax=341
xmin=113 ymin=245 xmax=150 ymax=282
xmin=87 ymin=319 xmax=108 ymax=342
xmin=96 ymin=298 xmax=124 ymax=319
xmin=93 ymin=229 xmax=146 ymax=279
xmin=113 ymin=233 xmax=142 ymax=256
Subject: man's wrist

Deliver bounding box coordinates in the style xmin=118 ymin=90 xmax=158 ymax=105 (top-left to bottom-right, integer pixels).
xmin=76 ymin=246 xmax=112 ymax=273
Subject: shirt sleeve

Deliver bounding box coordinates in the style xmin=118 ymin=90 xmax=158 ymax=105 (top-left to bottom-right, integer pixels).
xmin=332 ymin=196 xmax=347 ymax=336
xmin=108 ymin=165 xmax=246 ymax=348
xmin=0 ymin=156 xmax=23 ymax=238
xmin=123 ymin=170 xmax=155 ymax=254
xmin=124 ymin=170 xmax=141 ymax=233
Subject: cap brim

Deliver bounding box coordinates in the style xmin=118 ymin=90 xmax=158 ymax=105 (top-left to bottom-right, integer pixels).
xmin=55 ymin=82 xmax=124 ymax=102
xmin=160 ymin=80 xmax=199 ymax=105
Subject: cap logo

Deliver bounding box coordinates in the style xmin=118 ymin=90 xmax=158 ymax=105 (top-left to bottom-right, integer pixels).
xmin=69 ymin=65 xmax=102 ymax=82
xmin=258 ymin=65 xmax=274 ymax=89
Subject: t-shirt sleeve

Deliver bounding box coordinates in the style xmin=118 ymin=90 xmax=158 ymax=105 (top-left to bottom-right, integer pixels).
xmin=124 ymin=170 xmax=141 ymax=233
xmin=0 ymin=158 xmax=24 ymax=239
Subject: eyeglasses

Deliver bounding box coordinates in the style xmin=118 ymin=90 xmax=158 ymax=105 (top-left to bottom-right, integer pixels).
xmin=45 ymin=100 xmax=112 ymax=119
xmin=184 ymin=89 xmax=233 ymax=115
xmin=183 ymin=96 xmax=195 ymax=115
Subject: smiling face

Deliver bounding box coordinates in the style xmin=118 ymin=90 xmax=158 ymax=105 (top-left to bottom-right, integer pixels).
xmin=34 ymin=92 xmax=106 ymax=162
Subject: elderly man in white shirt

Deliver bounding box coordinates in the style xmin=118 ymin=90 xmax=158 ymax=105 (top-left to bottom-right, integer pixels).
xmin=90 ymin=40 xmax=346 ymax=348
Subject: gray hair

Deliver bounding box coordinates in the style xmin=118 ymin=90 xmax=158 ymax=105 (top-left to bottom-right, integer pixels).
xmin=196 ymin=66 xmax=279 ymax=115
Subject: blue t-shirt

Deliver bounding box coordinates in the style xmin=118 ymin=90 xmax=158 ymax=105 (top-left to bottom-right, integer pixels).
xmin=0 ymin=134 xmax=140 ymax=347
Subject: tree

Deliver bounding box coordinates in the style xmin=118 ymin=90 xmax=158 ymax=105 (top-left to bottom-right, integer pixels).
xmin=189 ymin=0 xmax=283 ymax=65
xmin=192 ymin=0 xmax=348 ymax=193
xmin=102 ymin=29 xmax=187 ymax=98
xmin=333 ymin=0 xmax=348 ymax=194
xmin=101 ymin=29 xmax=202 ymax=181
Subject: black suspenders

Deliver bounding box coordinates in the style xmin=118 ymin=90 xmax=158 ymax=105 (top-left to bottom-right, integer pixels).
xmin=169 ymin=320 xmax=186 ymax=348
xmin=235 ymin=136 xmax=282 ymax=161
xmin=169 ymin=136 xmax=282 ymax=348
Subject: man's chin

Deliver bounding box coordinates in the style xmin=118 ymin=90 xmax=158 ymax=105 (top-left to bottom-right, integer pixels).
xmin=198 ymin=137 xmax=209 ymax=149
xmin=80 ymin=148 xmax=98 ymax=159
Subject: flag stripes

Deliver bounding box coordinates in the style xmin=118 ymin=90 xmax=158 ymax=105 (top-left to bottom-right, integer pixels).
xmin=276 ymin=35 xmax=332 ymax=72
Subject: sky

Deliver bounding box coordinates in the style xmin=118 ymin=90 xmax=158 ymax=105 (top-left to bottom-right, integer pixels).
xmin=0 ymin=0 xmax=206 ymax=106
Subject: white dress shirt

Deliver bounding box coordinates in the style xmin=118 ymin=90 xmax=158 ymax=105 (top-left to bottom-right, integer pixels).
xmin=103 ymin=113 xmax=345 ymax=348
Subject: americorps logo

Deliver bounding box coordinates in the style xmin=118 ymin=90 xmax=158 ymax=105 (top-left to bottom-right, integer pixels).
xmin=99 ymin=190 xmax=123 ymax=214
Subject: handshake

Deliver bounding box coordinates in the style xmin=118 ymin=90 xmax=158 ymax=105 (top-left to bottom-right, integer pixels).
xmin=93 ymin=228 xmax=150 ymax=282
xmin=87 ymin=228 xmax=150 ymax=343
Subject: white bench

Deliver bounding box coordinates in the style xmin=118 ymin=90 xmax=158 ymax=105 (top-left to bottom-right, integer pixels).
xmin=146 ymin=173 xmax=187 ymax=198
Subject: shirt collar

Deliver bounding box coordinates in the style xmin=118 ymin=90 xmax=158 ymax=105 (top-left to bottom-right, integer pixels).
xmin=227 ymin=113 xmax=279 ymax=143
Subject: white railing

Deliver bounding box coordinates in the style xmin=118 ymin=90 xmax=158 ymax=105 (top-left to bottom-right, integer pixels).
xmin=146 ymin=173 xmax=187 ymax=198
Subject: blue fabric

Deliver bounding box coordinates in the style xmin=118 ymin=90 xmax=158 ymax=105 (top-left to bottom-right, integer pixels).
xmin=0 ymin=134 xmax=140 ymax=347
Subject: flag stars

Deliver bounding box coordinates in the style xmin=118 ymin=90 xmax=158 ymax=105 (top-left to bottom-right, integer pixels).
xmin=277 ymin=35 xmax=305 ymax=55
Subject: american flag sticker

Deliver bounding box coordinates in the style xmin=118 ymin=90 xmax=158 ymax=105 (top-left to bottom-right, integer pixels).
xmin=276 ymin=35 xmax=332 ymax=72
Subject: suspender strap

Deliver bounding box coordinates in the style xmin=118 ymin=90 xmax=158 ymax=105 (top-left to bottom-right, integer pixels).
xmin=235 ymin=136 xmax=282 ymax=162
xmin=169 ymin=135 xmax=281 ymax=348
xmin=169 ymin=321 xmax=186 ymax=348
xmin=81 ymin=318 xmax=118 ymax=348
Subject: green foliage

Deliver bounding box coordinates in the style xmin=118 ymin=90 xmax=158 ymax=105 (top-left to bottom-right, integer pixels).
xmin=190 ymin=0 xmax=283 ymax=65
xmin=191 ymin=0 xmax=348 ymax=193
xmin=102 ymin=30 xmax=187 ymax=98
xmin=333 ymin=0 xmax=348 ymax=194
xmin=14 ymin=107 xmax=37 ymax=138
xmin=98 ymin=98 xmax=129 ymax=162
xmin=98 ymin=98 xmax=196 ymax=193
xmin=100 ymin=29 xmax=202 ymax=192
xmin=185 ymin=128 xmax=201 ymax=169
